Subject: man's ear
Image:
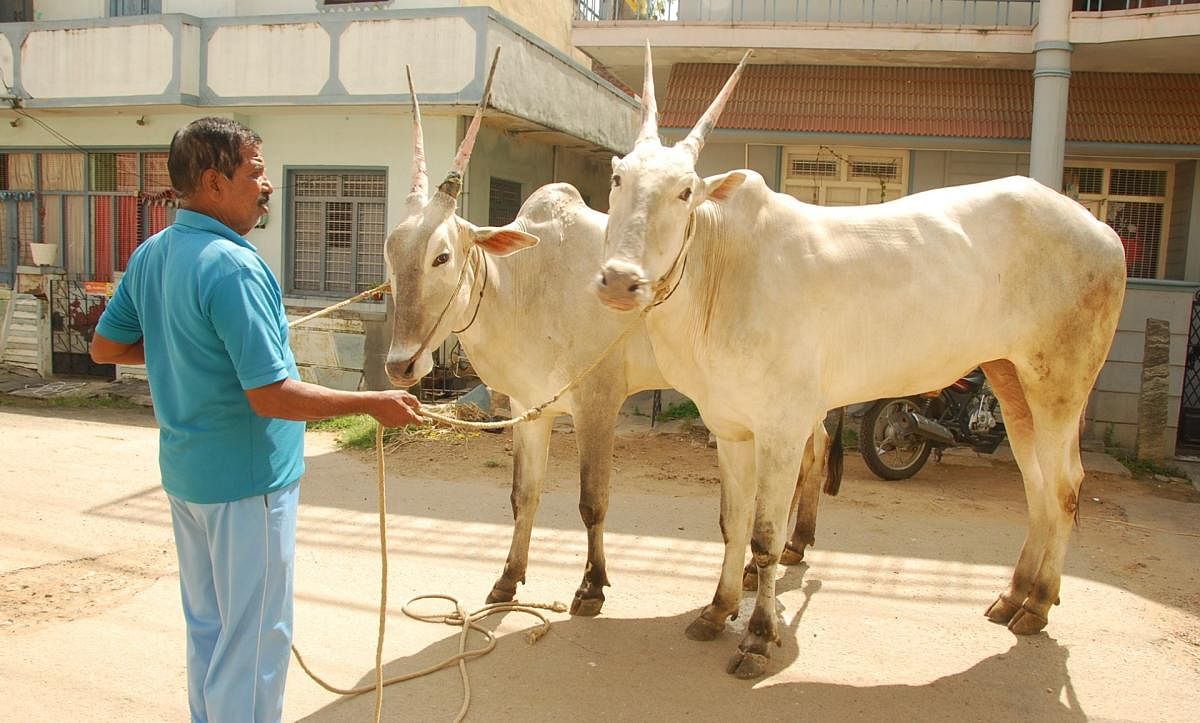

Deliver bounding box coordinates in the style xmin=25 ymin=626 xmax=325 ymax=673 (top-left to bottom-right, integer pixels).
xmin=702 ymin=171 xmax=747 ymax=202
xmin=199 ymin=167 xmax=225 ymax=197
xmin=470 ymin=223 xmax=539 ymax=257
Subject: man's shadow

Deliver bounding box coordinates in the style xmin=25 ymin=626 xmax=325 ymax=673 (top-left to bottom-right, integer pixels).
xmin=297 ymin=564 xmax=1082 ymax=722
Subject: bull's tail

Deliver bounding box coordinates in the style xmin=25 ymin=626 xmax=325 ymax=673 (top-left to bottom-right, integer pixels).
xmin=823 ymin=407 xmax=845 ymax=496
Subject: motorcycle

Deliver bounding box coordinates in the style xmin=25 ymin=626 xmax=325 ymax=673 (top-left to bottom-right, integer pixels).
xmin=858 ymin=368 xmax=1006 ymax=480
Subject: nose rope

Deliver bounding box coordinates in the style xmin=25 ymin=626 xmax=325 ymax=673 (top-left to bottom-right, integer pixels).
xmin=451 ymin=247 xmax=488 ymax=335
xmin=402 ymin=244 xmax=481 ymax=373
xmin=649 ymin=209 xmax=697 ymax=307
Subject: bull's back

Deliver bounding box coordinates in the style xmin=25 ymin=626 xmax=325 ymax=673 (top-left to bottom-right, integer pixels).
xmin=724 ymin=175 xmax=1126 ymax=402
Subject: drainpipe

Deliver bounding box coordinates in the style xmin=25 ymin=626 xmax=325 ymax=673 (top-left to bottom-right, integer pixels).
xmin=1029 ymin=0 xmax=1072 ymax=190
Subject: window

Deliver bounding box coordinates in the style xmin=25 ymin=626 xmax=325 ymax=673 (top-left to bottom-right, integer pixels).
xmin=109 ymin=0 xmax=161 ymax=16
xmin=783 ymin=146 xmax=908 ymax=206
xmin=488 ymin=177 xmax=522 ymax=227
xmin=1064 ymin=162 xmax=1173 ymax=279
xmin=288 ymin=170 xmax=387 ymax=297
xmin=0 ymin=150 xmax=170 ymax=280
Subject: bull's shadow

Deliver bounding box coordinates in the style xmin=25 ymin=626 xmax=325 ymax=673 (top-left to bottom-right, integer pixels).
xmin=296 ymin=565 xmax=1083 ymax=722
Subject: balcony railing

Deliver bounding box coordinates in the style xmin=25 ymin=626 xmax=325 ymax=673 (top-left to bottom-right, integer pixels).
xmin=574 ymin=0 xmax=1043 ymax=25
xmin=576 ymin=0 xmax=1200 ymax=24
xmin=1074 ymin=0 xmax=1199 ymax=9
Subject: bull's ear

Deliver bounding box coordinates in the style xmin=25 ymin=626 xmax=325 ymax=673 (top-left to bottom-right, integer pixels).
xmin=470 ymin=224 xmax=539 ymax=257
xmin=703 ymin=171 xmax=746 ymax=201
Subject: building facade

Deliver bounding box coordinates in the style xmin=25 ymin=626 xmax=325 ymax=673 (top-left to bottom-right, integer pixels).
xmin=0 ymin=0 xmax=637 ymax=391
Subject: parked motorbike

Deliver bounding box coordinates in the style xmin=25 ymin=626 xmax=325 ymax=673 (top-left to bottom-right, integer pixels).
xmin=858 ymin=368 xmax=1006 ymax=480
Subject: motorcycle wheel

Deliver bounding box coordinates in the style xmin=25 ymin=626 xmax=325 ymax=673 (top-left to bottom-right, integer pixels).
xmin=859 ymin=398 xmax=933 ymax=481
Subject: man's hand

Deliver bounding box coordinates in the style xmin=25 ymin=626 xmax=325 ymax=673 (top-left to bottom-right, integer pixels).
xmin=368 ymin=390 xmax=423 ymax=428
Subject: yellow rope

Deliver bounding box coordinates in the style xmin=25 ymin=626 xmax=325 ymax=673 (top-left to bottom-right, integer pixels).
xmin=287 ymin=282 xmax=391 ymax=329
xmin=415 ymin=306 xmax=651 ymax=432
xmin=289 ymin=421 xmax=567 ymax=721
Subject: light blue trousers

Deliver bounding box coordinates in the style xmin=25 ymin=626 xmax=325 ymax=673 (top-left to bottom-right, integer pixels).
xmin=168 ymin=482 xmax=299 ymax=723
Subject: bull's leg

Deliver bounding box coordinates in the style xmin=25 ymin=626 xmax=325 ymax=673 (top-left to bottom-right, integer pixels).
xmin=785 ymin=421 xmax=829 ymax=564
xmin=981 ymin=359 xmax=1088 ymax=634
xmin=568 ymin=394 xmax=624 ymax=616
xmin=980 ymin=360 xmax=1045 ymax=625
xmin=743 ymin=425 xmax=823 ymax=590
xmin=487 ymin=412 xmax=554 ymax=604
xmin=728 ymin=431 xmax=806 ymax=679
xmin=687 ymin=436 xmax=755 ymax=642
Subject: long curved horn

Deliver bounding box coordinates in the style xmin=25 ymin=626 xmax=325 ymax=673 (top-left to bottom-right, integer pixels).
xmin=636 ymin=41 xmax=658 ymax=146
xmin=438 ymin=46 xmax=501 ymax=199
xmin=406 ymin=64 xmax=428 ymax=202
xmin=677 ymin=50 xmax=752 ymax=161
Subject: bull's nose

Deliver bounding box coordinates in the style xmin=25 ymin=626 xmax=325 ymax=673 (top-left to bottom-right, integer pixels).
xmin=599 ymin=266 xmax=642 ymax=294
xmin=384 ymin=357 xmax=418 ymax=388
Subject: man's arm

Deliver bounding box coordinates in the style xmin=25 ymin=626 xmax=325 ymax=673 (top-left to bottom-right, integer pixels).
xmin=90 ymin=333 xmax=146 ymax=365
xmin=245 ymin=378 xmax=423 ymax=428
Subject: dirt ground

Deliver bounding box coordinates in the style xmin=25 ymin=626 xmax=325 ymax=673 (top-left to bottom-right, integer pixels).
xmin=2 ymin=401 xmax=1200 ymax=722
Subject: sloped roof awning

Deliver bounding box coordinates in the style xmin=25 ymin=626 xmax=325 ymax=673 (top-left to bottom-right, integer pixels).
xmin=660 ymin=64 xmax=1200 ymax=145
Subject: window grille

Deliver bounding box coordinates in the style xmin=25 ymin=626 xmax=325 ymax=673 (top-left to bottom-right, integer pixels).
xmin=289 ymin=170 xmax=387 ymax=297
xmin=1109 ymin=168 xmax=1167 ymax=198
xmin=849 ymin=160 xmax=900 ymax=181
xmin=1064 ymin=167 xmax=1103 ymax=196
xmin=1065 ymin=161 xmax=1172 ymax=280
xmin=109 ymin=0 xmax=161 ymax=16
xmin=789 ymin=159 xmax=838 ymax=178
xmin=488 ymin=177 xmax=522 ymax=226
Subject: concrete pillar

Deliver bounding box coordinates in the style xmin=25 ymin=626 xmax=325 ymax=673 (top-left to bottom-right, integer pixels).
xmin=1029 ymin=0 xmax=1072 ymax=190
xmin=1136 ymin=318 xmax=1171 ymax=461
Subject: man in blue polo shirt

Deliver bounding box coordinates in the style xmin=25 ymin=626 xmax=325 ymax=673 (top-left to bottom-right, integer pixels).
xmin=91 ymin=117 xmax=422 ymax=723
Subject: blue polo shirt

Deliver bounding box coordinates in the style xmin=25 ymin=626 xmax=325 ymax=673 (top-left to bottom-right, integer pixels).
xmin=96 ymin=209 xmax=304 ymax=504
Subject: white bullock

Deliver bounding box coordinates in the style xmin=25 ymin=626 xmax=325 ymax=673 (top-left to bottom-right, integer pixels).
xmin=595 ymin=48 xmax=1127 ymax=678
xmin=383 ymin=66 xmax=838 ymax=614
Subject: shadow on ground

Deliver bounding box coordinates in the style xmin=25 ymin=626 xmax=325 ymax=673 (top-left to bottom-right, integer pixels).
xmin=299 ymin=564 xmax=1082 ymax=722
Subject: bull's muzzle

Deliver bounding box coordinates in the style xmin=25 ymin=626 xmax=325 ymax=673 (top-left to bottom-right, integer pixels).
xmin=384 ymin=353 xmax=426 ymax=389
xmin=595 ymin=261 xmax=648 ymax=311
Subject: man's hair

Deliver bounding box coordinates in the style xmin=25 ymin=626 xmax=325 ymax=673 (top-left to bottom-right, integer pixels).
xmin=168 ymin=117 xmax=262 ymax=198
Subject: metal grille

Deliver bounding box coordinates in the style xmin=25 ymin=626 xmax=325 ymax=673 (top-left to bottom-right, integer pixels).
xmin=356 ymin=202 xmax=386 ymax=292
xmin=1064 ymin=166 xmax=1103 ymax=195
xmin=289 ymin=170 xmax=387 ymax=297
xmin=17 ymin=200 xmax=33 ymax=266
xmin=849 ymin=160 xmax=900 ymax=181
xmin=40 ymin=153 xmax=85 ymax=191
xmin=50 ymin=278 xmax=114 ymax=378
xmin=1177 ymin=288 xmax=1200 ymax=454
xmin=90 ymin=152 xmax=140 ymax=193
xmin=488 ymin=177 xmax=522 ymax=226
xmin=142 ymin=152 xmax=171 ymax=193
xmin=789 ymin=159 xmax=838 ymax=178
xmin=292 ymin=201 xmax=324 ymax=292
xmin=1108 ymin=200 xmax=1164 ymax=279
xmin=1110 ymin=168 xmax=1168 ymax=198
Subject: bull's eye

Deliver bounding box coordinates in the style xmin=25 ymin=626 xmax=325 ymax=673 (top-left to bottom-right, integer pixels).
xmin=611 ymin=174 xmax=621 ymax=188
xmin=678 ymin=187 xmax=692 ymax=202
xmin=433 ymin=252 xmax=450 ymax=267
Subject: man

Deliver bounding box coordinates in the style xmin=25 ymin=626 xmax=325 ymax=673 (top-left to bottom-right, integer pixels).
xmin=91 ymin=116 xmax=422 ymax=722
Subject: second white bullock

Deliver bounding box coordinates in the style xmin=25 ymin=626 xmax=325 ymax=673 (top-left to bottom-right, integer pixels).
xmin=595 ymin=48 xmax=1127 ymax=678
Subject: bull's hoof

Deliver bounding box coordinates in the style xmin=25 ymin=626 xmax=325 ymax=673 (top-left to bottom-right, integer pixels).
xmin=486 ymin=581 xmax=517 ymax=605
xmin=984 ymin=594 xmax=1021 ymax=625
xmin=725 ymin=650 xmax=769 ymax=679
xmin=780 ymin=544 xmax=806 ymax=566
xmin=570 ymin=594 xmax=604 ymax=617
xmin=1008 ymin=604 xmax=1049 ymax=635
xmin=741 ymin=567 xmax=758 ymax=592
xmin=685 ymin=615 xmax=726 ymax=642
